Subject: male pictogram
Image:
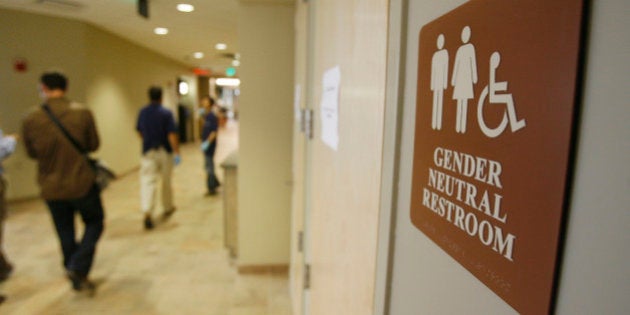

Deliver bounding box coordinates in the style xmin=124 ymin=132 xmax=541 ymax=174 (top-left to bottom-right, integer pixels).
xmin=431 ymin=34 xmax=449 ymax=130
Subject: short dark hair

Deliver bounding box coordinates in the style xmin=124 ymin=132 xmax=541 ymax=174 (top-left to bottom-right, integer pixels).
xmin=203 ymin=95 xmax=215 ymax=106
xmin=40 ymin=72 xmax=68 ymax=91
xmin=148 ymin=86 xmax=162 ymax=102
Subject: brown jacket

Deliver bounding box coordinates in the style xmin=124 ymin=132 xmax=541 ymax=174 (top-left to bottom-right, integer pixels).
xmin=22 ymin=97 xmax=100 ymax=200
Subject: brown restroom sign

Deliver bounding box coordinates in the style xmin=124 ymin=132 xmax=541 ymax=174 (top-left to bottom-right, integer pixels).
xmin=410 ymin=0 xmax=585 ymax=314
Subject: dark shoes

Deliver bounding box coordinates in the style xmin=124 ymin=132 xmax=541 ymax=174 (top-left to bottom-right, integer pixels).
xmin=144 ymin=215 xmax=154 ymax=230
xmin=145 ymin=208 xmax=176 ymax=230
xmin=0 ymin=262 xmax=13 ymax=282
xmin=66 ymin=269 xmax=95 ymax=295
xmin=163 ymin=207 xmax=177 ymax=218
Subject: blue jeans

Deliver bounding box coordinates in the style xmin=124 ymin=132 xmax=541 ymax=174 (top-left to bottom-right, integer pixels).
xmin=204 ymin=154 xmax=220 ymax=192
xmin=46 ymin=185 xmax=104 ymax=277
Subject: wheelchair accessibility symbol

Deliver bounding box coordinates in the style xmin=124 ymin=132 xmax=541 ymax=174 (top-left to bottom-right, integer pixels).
xmin=430 ymin=26 xmax=526 ymax=137
xmin=477 ymin=52 xmax=526 ymax=138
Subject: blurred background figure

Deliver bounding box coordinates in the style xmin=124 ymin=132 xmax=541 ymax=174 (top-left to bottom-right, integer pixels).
xmin=22 ymin=71 xmax=104 ymax=294
xmin=0 ymin=128 xmax=18 ymax=303
xmin=199 ymin=95 xmax=220 ymax=196
xmin=136 ymin=86 xmax=180 ymax=230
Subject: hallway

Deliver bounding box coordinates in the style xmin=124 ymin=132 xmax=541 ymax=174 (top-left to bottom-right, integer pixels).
xmin=0 ymin=121 xmax=291 ymax=315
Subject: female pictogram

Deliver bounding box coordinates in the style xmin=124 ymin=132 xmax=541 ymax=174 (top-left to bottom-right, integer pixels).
xmin=451 ymin=26 xmax=478 ymax=133
xmin=431 ymin=34 xmax=449 ymax=130
xmin=477 ymin=52 xmax=526 ymax=138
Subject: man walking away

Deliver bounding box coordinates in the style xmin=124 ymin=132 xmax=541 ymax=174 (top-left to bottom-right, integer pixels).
xmin=136 ymin=86 xmax=180 ymax=230
xmin=22 ymin=71 xmax=104 ymax=294
xmin=200 ymin=96 xmax=220 ymax=195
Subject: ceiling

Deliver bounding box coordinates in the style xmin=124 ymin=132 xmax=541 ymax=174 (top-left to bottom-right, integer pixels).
xmin=0 ymin=0 xmax=293 ymax=75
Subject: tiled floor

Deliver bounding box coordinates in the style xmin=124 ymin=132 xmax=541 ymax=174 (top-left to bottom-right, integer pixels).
xmin=0 ymin=121 xmax=292 ymax=314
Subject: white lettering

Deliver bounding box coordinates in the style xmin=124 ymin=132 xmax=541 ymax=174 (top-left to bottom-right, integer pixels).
xmin=420 ymin=186 xmax=516 ymax=262
xmin=493 ymin=226 xmax=516 ymax=261
xmin=488 ymin=160 xmax=503 ymax=188
xmin=432 ymin=147 xmax=503 ymax=188
xmin=492 ymin=194 xmax=507 ymax=223
xmin=478 ymin=221 xmax=494 ymax=246
xmin=465 ymin=212 xmax=479 ymax=236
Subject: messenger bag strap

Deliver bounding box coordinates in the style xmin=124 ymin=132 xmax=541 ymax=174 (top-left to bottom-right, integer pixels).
xmin=41 ymin=104 xmax=89 ymax=156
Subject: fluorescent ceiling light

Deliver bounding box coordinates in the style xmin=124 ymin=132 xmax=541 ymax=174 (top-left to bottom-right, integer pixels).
xmin=193 ymin=52 xmax=204 ymax=59
xmin=216 ymin=78 xmax=240 ymax=87
xmin=177 ymin=4 xmax=194 ymax=12
xmin=154 ymin=27 xmax=169 ymax=35
xmin=215 ymin=43 xmax=227 ymax=50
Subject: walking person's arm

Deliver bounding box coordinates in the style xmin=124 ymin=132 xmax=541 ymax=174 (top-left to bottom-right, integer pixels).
xmin=84 ymin=111 xmax=100 ymax=152
xmin=168 ymin=132 xmax=179 ymax=155
xmin=21 ymin=120 xmax=37 ymax=159
xmin=0 ymin=132 xmax=17 ymax=161
xmin=168 ymin=132 xmax=181 ymax=165
xmin=205 ymin=131 xmax=217 ymax=145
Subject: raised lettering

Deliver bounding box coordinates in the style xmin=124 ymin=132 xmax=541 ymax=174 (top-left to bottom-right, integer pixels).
xmin=488 ymin=160 xmax=503 ymax=188
xmin=474 ymin=157 xmax=488 ymax=182
xmin=434 ymin=147 xmax=444 ymax=168
xmin=465 ymin=212 xmax=479 ymax=236
xmin=493 ymin=226 xmax=516 ymax=261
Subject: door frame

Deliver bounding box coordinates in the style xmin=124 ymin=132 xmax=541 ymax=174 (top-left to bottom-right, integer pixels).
xmin=373 ymin=0 xmax=408 ymax=314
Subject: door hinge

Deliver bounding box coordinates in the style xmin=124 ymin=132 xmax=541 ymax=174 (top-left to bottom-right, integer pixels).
xmin=297 ymin=230 xmax=304 ymax=252
xmin=304 ymin=264 xmax=311 ymax=289
xmin=299 ymin=108 xmax=306 ymax=133
xmin=304 ymin=109 xmax=314 ymax=140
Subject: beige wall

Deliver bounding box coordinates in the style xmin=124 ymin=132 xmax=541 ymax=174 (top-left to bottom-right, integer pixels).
xmin=237 ymin=3 xmax=294 ymax=266
xmin=386 ymin=0 xmax=630 ymax=314
xmin=0 ymin=8 xmax=192 ymax=200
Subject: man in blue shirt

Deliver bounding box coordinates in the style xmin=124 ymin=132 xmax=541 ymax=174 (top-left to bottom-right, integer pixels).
xmin=200 ymin=96 xmax=220 ymax=195
xmin=136 ymin=86 xmax=180 ymax=230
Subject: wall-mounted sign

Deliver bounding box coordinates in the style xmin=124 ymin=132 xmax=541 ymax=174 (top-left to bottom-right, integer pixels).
xmin=320 ymin=65 xmax=340 ymax=151
xmin=410 ymin=1 xmax=585 ymax=314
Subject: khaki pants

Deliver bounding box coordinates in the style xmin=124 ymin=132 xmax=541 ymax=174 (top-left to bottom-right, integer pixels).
xmin=140 ymin=148 xmax=174 ymax=215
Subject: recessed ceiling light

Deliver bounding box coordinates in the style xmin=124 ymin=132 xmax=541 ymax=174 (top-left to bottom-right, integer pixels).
xmin=193 ymin=52 xmax=204 ymax=59
xmin=154 ymin=27 xmax=169 ymax=35
xmin=177 ymin=4 xmax=194 ymax=13
xmin=215 ymin=43 xmax=227 ymax=50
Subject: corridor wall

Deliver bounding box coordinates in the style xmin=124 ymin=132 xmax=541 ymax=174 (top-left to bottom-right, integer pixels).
xmin=384 ymin=0 xmax=630 ymax=314
xmin=236 ymin=3 xmax=294 ymax=267
xmin=0 ymin=8 xmax=191 ymax=200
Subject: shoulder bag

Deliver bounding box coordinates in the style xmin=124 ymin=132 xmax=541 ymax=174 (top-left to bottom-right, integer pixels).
xmin=42 ymin=104 xmax=116 ymax=191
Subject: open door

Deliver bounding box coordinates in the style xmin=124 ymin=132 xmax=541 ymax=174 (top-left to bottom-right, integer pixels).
xmin=289 ymin=1 xmax=312 ymax=314
xmin=290 ymin=0 xmax=390 ymax=314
